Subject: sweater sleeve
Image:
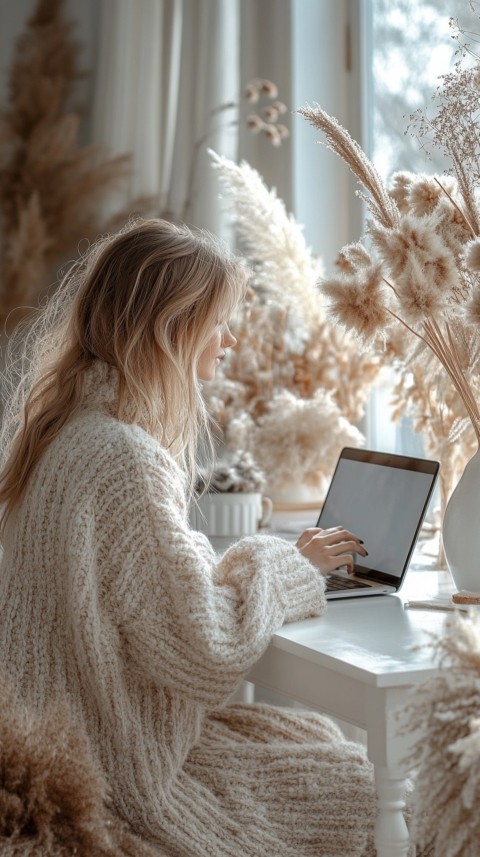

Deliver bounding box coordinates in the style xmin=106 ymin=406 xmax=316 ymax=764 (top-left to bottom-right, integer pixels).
xmin=102 ymin=427 xmax=326 ymax=706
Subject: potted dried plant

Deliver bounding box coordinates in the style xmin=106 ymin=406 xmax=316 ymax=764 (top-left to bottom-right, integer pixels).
xmin=191 ymin=450 xmax=272 ymax=551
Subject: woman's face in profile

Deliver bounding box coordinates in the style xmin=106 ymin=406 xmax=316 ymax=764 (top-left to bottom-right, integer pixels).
xmin=197 ymin=323 xmax=237 ymax=382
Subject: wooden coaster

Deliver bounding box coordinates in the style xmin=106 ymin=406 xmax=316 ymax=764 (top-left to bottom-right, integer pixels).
xmin=452 ymin=590 xmax=480 ymax=605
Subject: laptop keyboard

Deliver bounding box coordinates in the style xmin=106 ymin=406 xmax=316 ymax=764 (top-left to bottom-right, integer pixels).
xmin=325 ymin=574 xmax=372 ymax=592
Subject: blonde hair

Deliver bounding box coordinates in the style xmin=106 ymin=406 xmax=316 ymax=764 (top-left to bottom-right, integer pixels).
xmin=0 ymin=218 xmax=248 ymax=531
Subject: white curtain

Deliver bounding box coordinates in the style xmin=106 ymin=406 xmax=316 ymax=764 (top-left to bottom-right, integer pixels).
xmin=91 ymin=0 xmax=295 ymax=237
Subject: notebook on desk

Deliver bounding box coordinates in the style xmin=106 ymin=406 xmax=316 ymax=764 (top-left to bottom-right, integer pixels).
xmin=318 ymin=447 xmax=440 ymax=599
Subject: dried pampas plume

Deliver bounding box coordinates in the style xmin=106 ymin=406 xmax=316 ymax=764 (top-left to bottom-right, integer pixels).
xmin=400 ymin=613 xmax=480 ymax=857
xmin=464 ymin=238 xmax=480 ymax=272
xmin=298 ymin=103 xmax=400 ymax=229
xmin=249 ymin=390 xmax=364 ymax=498
xmin=406 ymin=174 xmax=457 ymax=217
xmin=208 ymin=153 xmax=383 ymax=415
xmin=322 ymin=262 xmax=391 ymax=340
xmin=0 ymin=0 xmax=134 ymax=330
xmin=210 ymin=151 xmax=323 ymax=327
xmin=0 ymin=671 xmax=162 ymax=856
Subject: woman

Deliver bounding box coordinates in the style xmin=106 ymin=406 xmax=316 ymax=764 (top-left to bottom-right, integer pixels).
xmin=0 ymin=219 xmax=376 ymax=857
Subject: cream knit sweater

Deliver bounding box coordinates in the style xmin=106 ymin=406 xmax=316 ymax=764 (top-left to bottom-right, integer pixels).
xmin=0 ymin=361 xmax=377 ymax=857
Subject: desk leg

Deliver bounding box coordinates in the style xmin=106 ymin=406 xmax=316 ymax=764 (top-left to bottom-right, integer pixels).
xmin=373 ymin=766 xmax=409 ymax=857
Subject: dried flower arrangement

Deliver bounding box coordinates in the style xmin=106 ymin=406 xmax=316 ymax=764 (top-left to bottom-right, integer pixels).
xmin=0 ymin=0 xmax=134 ymax=331
xmin=204 ymin=153 xmax=381 ymax=502
xmin=298 ymin=13 xmax=480 ymax=526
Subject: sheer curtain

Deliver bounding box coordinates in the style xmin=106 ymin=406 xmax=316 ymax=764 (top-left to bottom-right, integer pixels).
xmin=91 ymin=0 xmax=297 ymax=237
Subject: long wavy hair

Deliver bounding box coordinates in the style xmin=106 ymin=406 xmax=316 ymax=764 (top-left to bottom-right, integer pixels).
xmin=0 ymin=218 xmax=248 ymax=533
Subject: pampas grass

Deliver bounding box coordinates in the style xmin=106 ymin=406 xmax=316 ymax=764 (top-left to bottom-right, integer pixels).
xmin=246 ymin=389 xmax=364 ymax=498
xmin=210 ymin=152 xmax=381 ymax=424
xmin=298 ymin=105 xmax=399 ymax=230
xmin=0 ymin=673 xmax=161 ymax=856
xmin=401 ymin=613 xmax=480 ymax=857
xmin=322 ymin=260 xmax=391 ymax=340
xmin=210 ymin=151 xmax=324 ymax=327
xmin=206 ymin=152 xmax=383 ymax=498
xmin=0 ymin=0 xmax=133 ymax=330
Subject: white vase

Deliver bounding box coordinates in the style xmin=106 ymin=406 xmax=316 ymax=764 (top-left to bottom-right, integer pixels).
xmin=443 ymin=446 xmax=480 ymax=592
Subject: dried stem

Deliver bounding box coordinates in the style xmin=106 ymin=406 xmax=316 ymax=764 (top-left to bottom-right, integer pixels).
xmin=298 ymin=104 xmax=400 ymax=229
xmin=449 ymin=143 xmax=480 ymax=236
xmin=386 ymin=307 xmax=425 ymax=343
xmin=424 ymin=319 xmax=480 ymax=441
xmin=386 ymin=304 xmax=480 ymax=444
xmin=382 ymin=276 xmax=402 ymax=300
xmin=434 ymin=177 xmax=476 ymax=238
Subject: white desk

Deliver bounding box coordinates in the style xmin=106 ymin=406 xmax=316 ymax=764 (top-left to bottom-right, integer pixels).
xmin=247 ymin=569 xmax=454 ymax=857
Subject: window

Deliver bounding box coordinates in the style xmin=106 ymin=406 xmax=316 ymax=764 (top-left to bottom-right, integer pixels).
xmin=365 ymin=0 xmax=477 ymax=453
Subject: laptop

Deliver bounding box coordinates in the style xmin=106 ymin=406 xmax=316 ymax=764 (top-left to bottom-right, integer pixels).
xmin=317 ymin=447 xmax=440 ymax=599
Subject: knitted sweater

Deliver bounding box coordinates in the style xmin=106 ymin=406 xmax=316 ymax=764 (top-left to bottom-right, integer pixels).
xmin=0 ymin=360 xmax=377 ymax=857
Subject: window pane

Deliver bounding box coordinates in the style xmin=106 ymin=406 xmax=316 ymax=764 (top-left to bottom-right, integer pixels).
xmin=367 ymin=0 xmax=478 ymax=454
xmin=371 ymin=0 xmax=477 ymax=180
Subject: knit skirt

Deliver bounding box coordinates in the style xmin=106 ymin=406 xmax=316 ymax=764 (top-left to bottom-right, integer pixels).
xmin=179 ymin=703 xmax=377 ymax=857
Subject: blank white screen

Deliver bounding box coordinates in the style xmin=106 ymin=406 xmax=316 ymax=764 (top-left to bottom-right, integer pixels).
xmin=318 ymin=459 xmax=435 ymax=577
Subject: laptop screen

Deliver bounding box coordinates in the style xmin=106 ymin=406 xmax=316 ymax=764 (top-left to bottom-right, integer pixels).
xmin=317 ymin=448 xmax=440 ymax=585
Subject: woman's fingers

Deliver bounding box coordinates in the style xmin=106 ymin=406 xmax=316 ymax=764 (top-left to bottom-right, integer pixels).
xmin=296 ymin=528 xmax=367 ymax=555
xmin=295 ymin=528 xmax=323 ymax=549
xmin=327 ymin=538 xmax=367 ymax=558
xmin=322 ymin=554 xmax=355 ymax=574
xmin=299 ymin=543 xmax=355 ymax=574
xmin=320 ymin=527 xmax=365 ymax=548
xmin=296 ymin=526 xmax=368 ymax=574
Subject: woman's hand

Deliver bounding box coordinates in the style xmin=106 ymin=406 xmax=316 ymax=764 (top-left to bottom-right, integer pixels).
xmin=295 ymin=526 xmax=367 ymax=575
